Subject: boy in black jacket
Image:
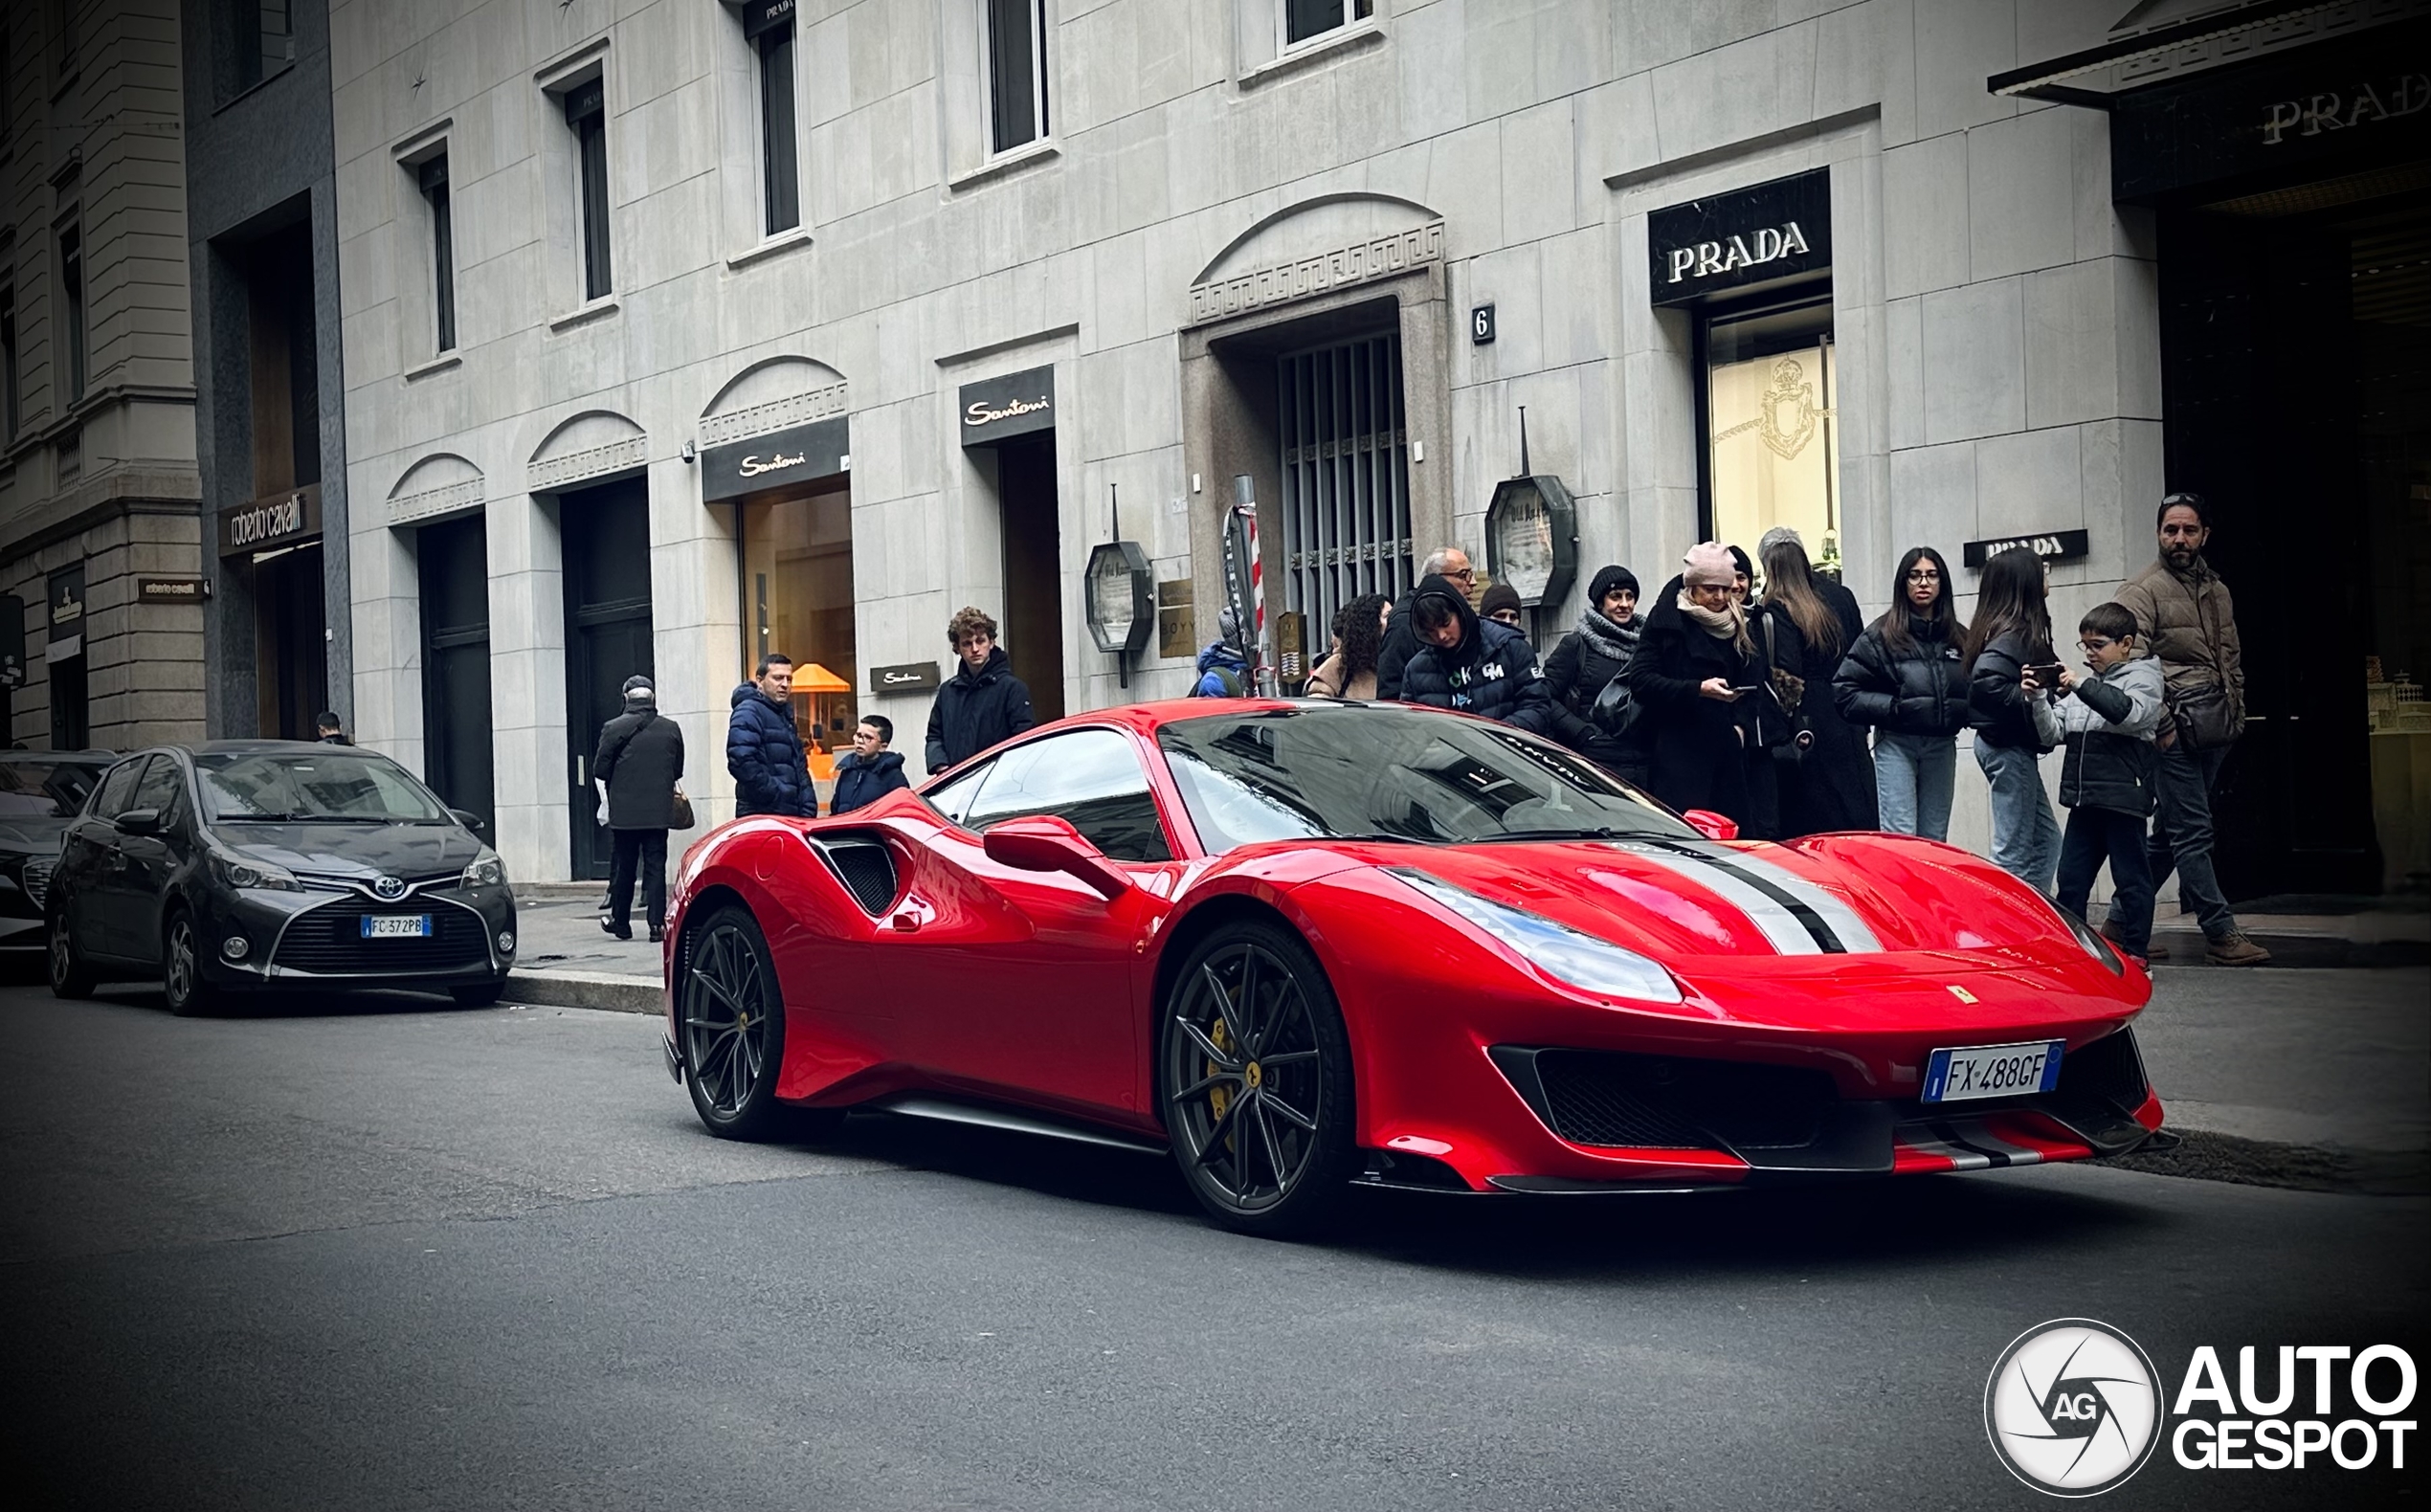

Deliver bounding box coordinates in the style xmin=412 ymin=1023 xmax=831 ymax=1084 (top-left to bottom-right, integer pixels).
xmin=2053 ymin=604 xmax=2166 ymax=966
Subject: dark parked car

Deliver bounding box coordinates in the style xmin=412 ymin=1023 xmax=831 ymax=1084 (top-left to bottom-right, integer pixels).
xmin=46 ymin=741 xmax=516 ymax=1013
xmin=0 ymin=749 xmax=116 ymax=957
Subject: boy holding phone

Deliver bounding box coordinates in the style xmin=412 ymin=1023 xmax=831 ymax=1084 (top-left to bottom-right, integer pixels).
xmin=2052 ymin=604 xmax=2166 ymax=965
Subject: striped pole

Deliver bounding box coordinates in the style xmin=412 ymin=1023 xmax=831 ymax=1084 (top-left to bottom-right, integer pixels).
xmin=1232 ymin=478 xmax=1266 ymax=693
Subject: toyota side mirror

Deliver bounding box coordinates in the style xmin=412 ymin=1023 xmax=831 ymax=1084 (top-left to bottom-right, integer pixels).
xmin=1682 ymin=809 xmax=1739 ymax=842
xmin=981 ymin=815 xmax=1130 ymax=901
xmin=114 ymin=808 xmax=163 ymax=836
xmin=448 ymin=808 xmax=490 ymax=837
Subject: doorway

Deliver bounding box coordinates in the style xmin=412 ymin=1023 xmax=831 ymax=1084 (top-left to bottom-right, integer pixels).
xmin=560 ymin=479 xmax=653 ymax=880
xmin=418 ymin=515 xmax=495 ymax=834
xmin=254 ymin=544 xmax=327 ymax=741
xmin=995 ymin=434 xmax=1063 ymax=722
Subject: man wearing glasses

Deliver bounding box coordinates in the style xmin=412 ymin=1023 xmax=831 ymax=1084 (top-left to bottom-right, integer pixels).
xmin=1376 ymin=545 xmax=1473 ymax=700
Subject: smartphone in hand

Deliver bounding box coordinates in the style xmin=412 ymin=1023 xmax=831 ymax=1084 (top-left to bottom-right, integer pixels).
xmin=2025 ymin=662 xmax=2065 ymax=688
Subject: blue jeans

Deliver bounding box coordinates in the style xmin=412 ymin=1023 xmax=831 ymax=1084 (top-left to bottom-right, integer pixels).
xmin=2148 ymin=744 xmax=2238 ymax=941
xmin=2057 ymin=807 xmax=2155 ymax=956
xmin=1874 ymin=731 xmax=1956 ymax=841
xmin=1975 ymin=740 xmax=2061 ymax=894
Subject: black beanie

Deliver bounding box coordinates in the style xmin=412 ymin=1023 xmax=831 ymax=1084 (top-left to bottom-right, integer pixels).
xmin=1587 ymin=565 xmax=1639 ymax=606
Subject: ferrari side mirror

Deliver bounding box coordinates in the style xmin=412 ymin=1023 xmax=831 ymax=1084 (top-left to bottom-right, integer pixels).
xmin=1682 ymin=810 xmax=1739 ymax=842
xmin=982 ymin=815 xmax=1131 ymax=901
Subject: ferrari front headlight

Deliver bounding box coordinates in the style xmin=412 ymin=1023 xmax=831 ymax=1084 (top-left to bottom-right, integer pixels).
xmin=1390 ymin=868 xmax=1683 ymax=1005
xmin=2055 ymin=903 xmax=2124 ymax=975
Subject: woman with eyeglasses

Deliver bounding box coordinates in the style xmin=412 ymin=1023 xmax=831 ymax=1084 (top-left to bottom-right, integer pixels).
xmin=1832 ymin=545 xmax=1970 ymax=839
xmin=1962 ymin=546 xmax=2065 ymax=892
xmin=1627 ymin=543 xmax=1777 ymax=834
xmin=1396 ymin=574 xmax=1558 ymax=734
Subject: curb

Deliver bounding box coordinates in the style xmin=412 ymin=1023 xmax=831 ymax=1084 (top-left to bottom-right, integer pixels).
xmin=502 ymin=968 xmax=661 ymax=1015
xmin=2100 ymin=1127 xmax=2427 ymax=1195
xmin=513 ymin=882 xmax=611 ymax=905
xmin=2147 ymin=928 xmax=2429 ymax=969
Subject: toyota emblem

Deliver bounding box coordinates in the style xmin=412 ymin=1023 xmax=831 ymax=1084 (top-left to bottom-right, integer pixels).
xmin=372 ymin=876 xmax=407 ymax=901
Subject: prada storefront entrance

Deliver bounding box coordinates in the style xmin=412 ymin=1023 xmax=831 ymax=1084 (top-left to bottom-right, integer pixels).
xmin=219 ymin=485 xmax=327 ymax=741
xmin=703 ymin=418 xmax=858 ymax=791
xmin=2102 ymin=17 xmax=2431 ymax=895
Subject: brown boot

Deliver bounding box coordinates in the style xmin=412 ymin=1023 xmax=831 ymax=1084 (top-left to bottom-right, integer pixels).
xmin=2205 ymin=931 xmax=2271 ymax=967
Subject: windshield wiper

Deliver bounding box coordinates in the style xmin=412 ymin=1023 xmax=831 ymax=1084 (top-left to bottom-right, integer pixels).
xmin=1474 ymin=826 xmax=1638 ymax=843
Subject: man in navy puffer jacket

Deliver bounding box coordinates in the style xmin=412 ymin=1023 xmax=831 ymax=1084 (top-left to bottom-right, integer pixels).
xmin=1398 ymin=574 xmax=1558 ymax=735
xmin=726 ymin=655 xmax=815 ymax=818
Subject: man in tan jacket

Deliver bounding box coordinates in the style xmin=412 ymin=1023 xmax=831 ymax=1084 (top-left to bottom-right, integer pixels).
xmin=2113 ymin=493 xmax=2269 ymax=967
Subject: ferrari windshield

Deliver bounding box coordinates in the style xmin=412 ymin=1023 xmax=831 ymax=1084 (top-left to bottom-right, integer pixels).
xmin=1157 ymin=704 xmax=1696 ymax=854
xmin=194 ymin=751 xmax=451 ymax=823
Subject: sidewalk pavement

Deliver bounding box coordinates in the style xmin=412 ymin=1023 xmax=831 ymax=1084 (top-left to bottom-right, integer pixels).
xmin=502 ymin=885 xmax=2429 ymax=1194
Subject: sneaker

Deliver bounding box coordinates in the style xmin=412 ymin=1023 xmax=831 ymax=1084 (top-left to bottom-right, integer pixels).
xmin=2205 ymin=931 xmax=2272 ymax=967
xmin=599 ymin=917 xmax=633 ymax=941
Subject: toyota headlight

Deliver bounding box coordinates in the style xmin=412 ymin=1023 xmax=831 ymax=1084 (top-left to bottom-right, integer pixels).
xmin=461 ymin=852 xmax=507 ymax=890
xmin=216 ymin=856 xmax=303 ymax=892
xmin=1390 ymin=868 xmax=1683 ymax=1005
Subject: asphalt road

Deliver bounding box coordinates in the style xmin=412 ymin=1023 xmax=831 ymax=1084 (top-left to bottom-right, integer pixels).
xmin=0 ymin=975 xmax=2421 ymax=1512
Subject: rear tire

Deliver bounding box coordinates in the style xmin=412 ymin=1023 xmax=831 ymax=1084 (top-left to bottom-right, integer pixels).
xmin=679 ymin=904 xmax=838 ymax=1141
xmin=1160 ymin=920 xmax=1359 ymax=1238
xmin=48 ymin=910 xmax=95 ymax=1000
xmin=162 ymin=910 xmax=221 ymax=1018
xmin=452 ymin=981 xmax=506 ymax=1008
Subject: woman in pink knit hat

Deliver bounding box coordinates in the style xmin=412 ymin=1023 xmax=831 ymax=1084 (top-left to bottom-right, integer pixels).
xmin=1624 ymin=543 xmax=1780 ymax=835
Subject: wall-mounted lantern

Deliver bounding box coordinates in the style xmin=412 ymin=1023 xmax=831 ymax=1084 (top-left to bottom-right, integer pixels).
xmin=1483 ymin=408 xmax=1577 ymax=608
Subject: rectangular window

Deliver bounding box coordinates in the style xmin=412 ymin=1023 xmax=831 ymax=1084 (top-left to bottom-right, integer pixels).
xmin=222 ymin=0 xmax=294 ymax=97
xmin=1284 ymin=0 xmax=1371 ymax=47
xmin=419 ymin=154 xmax=456 ymax=351
xmin=565 ymin=80 xmax=612 ymax=301
xmin=751 ymin=12 xmax=799 ymax=233
xmin=58 ymin=225 xmax=85 ymax=400
xmin=1 ymin=287 xmax=17 ymax=439
xmin=1699 ymin=296 xmax=1840 ymax=575
xmin=986 ymin=0 xmax=1048 ymax=154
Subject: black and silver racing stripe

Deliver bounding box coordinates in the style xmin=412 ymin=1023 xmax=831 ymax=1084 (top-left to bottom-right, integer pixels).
xmin=1603 ymin=839 xmax=1883 ymax=955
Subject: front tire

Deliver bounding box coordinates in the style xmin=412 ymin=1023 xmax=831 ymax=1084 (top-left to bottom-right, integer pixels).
xmin=48 ymin=910 xmax=95 ymax=1000
xmin=680 ymin=904 xmax=836 ymax=1141
xmin=162 ymin=910 xmax=221 ymax=1017
xmin=1160 ymin=920 xmax=1358 ymax=1237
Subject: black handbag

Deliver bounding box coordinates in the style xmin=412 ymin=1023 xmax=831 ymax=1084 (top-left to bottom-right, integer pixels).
xmin=2165 ymin=681 xmax=2237 ymax=751
xmin=1589 ymin=675 xmax=1641 ymax=737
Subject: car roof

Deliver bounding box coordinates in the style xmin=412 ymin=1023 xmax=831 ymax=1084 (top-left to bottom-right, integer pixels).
xmin=1051 ymin=697 xmax=1394 ymax=736
xmin=0 ymin=748 xmax=115 ymax=761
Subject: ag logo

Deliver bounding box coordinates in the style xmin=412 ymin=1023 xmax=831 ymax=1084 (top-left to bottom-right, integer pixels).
xmin=1985 ymin=1319 xmax=2164 ymax=1497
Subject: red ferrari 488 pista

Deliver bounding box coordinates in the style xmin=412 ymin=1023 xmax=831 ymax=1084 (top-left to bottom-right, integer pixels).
xmin=661 ymin=700 xmax=2162 ymax=1234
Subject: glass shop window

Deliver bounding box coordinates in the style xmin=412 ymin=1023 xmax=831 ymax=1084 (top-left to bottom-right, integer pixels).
xmin=1701 ymin=296 xmax=1840 ymax=577
xmin=740 ymin=485 xmax=858 ymax=783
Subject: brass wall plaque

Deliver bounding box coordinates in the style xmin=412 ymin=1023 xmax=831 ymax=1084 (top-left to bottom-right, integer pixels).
xmin=1156 ymin=577 xmax=1195 ymax=659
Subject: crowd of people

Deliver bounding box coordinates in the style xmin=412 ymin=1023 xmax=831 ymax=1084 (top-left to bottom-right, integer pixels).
xmin=586 ymin=491 xmax=2264 ymax=972
xmin=1268 ymin=492 xmax=2267 ymax=969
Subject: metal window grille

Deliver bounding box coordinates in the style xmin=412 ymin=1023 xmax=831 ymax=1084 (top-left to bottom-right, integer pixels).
xmin=1276 ymin=333 xmax=1413 ymax=639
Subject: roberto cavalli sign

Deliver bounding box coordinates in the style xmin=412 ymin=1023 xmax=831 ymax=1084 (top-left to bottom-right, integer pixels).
xmin=218 ymin=485 xmax=323 ymax=557
xmin=1647 ymin=168 xmax=1831 ymax=307
xmin=958 ymin=366 xmax=1055 ymax=447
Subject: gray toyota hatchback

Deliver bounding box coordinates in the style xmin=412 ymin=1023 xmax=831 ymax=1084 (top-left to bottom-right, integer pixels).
xmin=47 ymin=742 xmax=516 ymax=1012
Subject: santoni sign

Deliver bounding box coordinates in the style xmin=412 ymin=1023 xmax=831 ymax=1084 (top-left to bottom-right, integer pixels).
xmin=217 ymin=485 xmax=323 ymax=557
xmin=958 ymin=366 xmax=1056 ymax=447
xmin=1646 ymin=168 xmax=1831 ymax=307
xmin=700 ymin=416 xmax=849 ymax=502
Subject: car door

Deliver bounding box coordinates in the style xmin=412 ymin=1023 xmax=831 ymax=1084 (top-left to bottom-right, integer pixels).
xmin=894 ymin=728 xmax=1176 ymax=1117
xmin=60 ymin=756 xmax=147 ymax=960
xmin=112 ymin=755 xmax=189 ymax=967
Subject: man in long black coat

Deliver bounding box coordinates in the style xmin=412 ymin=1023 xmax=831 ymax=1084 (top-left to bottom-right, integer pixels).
xmin=594 ymin=676 xmax=685 ymax=941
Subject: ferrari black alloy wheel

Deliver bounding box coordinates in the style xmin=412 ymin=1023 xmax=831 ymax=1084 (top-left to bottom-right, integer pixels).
xmin=162 ymin=909 xmax=220 ymax=1017
xmin=680 ymin=905 xmax=835 ymax=1141
xmin=1161 ymin=920 xmax=1357 ymax=1236
xmin=48 ymin=910 xmax=94 ymax=1000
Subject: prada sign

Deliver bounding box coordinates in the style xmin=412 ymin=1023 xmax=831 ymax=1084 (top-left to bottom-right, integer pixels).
xmin=218 ymin=485 xmax=323 ymax=557
xmin=1646 ymin=168 xmax=1831 ymax=307
xmin=701 ymin=416 xmax=849 ymax=501
xmin=958 ymin=365 xmax=1055 ymax=447
xmin=1963 ymin=528 xmax=2089 ymax=569
xmin=867 ymin=660 xmax=942 ymax=695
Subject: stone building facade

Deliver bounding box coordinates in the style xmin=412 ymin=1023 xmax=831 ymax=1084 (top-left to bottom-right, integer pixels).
xmin=326 ymin=0 xmax=2428 ymax=890
xmin=0 ymin=0 xmax=206 ymax=753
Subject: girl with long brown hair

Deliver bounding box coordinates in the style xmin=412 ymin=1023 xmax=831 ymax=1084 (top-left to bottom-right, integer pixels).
xmin=1831 ymin=545 xmax=1969 ymax=838
xmin=1964 ymin=546 xmax=2063 ymax=891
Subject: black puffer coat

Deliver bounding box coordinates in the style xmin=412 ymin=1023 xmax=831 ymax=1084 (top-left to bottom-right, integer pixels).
xmin=1374 ymin=587 xmax=1423 ymax=700
xmin=924 ymin=646 xmax=1037 ymax=773
xmin=1758 ymin=580 xmax=1878 ymax=836
xmin=727 ymin=684 xmax=814 ymax=818
xmin=1833 ymin=612 xmax=1968 ymax=738
xmin=1397 ymin=576 xmax=1558 ymax=735
xmin=1627 ymin=576 xmax=1773 ymax=826
xmin=1543 ymin=617 xmax=1651 ymax=783
xmin=1969 ymin=630 xmax=2058 ymax=752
